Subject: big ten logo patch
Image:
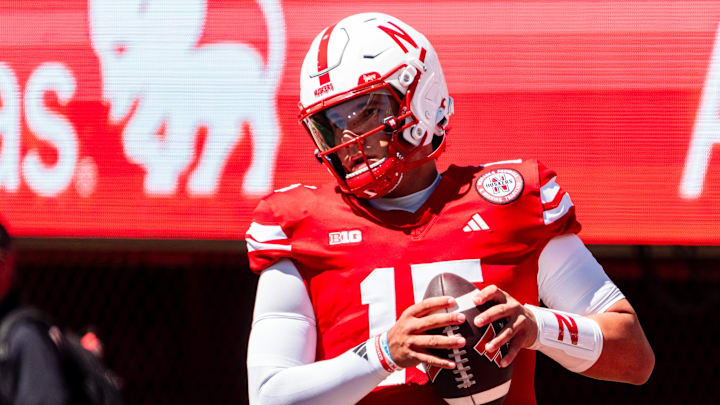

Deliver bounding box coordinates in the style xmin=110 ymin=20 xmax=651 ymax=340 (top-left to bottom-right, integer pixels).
xmin=329 ymin=230 xmax=362 ymax=245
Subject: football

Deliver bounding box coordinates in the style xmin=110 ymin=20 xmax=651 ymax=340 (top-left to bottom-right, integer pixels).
xmin=423 ymin=273 xmax=513 ymax=405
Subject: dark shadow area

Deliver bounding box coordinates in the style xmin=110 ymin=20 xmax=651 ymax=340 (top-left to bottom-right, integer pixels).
xmin=13 ymin=241 xmax=718 ymax=404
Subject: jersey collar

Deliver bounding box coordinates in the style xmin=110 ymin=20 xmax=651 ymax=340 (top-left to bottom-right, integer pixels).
xmin=341 ymin=165 xmax=481 ymax=230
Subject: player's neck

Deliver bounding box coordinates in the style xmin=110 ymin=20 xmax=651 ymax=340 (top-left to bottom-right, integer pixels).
xmin=368 ymin=172 xmax=441 ymax=213
xmin=383 ymin=160 xmax=439 ymax=198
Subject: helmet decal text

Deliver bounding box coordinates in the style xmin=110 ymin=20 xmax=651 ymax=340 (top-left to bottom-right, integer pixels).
xmin=314 ymin=83 xmax=334 ymax=97
xmin=358 ymin=72 xmax=381 ymax=85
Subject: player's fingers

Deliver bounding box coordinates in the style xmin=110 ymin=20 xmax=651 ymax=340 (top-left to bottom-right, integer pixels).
xmin=497 ymin=333 xmax=525 ymax=368
xmin=409 ymin=334 xmax=466 ymax=350
xmin=472 ymin=285 xmax=506 ymax=307
xmin=413 ymin=351 xmax=456 ymax=370
xmin=405 ymin=296 xmax=456 ymax=317
xmin=413 ymin=312 xmax=465 ymax=332
xmin=474 ymin=302 xmax=515 ymax=327
xmin=496 ymin=326 xmax=530 ymax=368
xmin=485 ymin=320 xmax=516 ymax=354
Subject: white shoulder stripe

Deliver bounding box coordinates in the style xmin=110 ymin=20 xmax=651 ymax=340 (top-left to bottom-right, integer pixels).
xmin=274 ymin=183 xmax=302 ymax=192
xmin=540 ymin=176 xmax=560 ymax=204
xmin=246 ymin=239 xmax=292 ymax=253
xmin=543 ymin=193 xmax=573 ymax=225
xmin=247 ymin=222 xmax=288 ymax=242
xmin=481 ymin=159 xmax=523 ymax=167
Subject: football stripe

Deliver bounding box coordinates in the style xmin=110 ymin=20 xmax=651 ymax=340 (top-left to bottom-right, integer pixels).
xmin=543 ymin=193 xmax=574 ymax=225
xmin=450 ymin=290 xmax=479 ymax=313
xmin=247 ymin=222 xmax=288 ymax=242
xmin=428 ymin=289 xmax=479 ymax=315
xmin=443 ymin=380 xmax=512 ymax=405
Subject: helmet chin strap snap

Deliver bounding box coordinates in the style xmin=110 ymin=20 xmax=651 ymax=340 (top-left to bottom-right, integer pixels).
xmin=398 ymin=66 xmax=418 ymax=88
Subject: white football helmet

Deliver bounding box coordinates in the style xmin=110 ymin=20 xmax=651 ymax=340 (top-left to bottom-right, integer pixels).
xmin=299 ymin=12 xmax=453 ymax=199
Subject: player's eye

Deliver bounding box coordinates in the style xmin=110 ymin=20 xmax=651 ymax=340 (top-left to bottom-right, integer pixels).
xmin=361 ymin=107 xmax=380 ymax=118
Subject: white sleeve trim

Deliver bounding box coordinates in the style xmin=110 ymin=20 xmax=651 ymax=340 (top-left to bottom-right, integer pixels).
xmin=247 ymin=259 xmax=391 ymax=405
xmin=540 ymin=176 xmax=560 ymax=203
xmin=246 ymin=239 xmax=292 ymax=253
xmin=247 ymin=222 xmax=288 ymax=242
xmin=542 ymin=193 xmax=573 ymax=225
xmin=537 ymin=234 xmax=625 ymax=315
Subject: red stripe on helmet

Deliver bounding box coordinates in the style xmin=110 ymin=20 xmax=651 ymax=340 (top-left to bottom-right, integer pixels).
xmin=317 ymin=23 xmax=337 ymax=85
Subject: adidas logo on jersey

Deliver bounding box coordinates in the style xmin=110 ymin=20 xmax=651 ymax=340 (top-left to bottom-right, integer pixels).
xmin=463 ymin=214 xmax=489 ymax=232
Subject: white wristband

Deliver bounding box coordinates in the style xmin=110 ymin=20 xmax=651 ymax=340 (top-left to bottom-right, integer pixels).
xmin=524 ymin=304 xmax=603 ymax=373
xmin=372 ymin=332 xmax=402 ymax=373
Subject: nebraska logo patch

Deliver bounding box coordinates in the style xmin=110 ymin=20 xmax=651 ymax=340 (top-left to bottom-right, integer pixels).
xmin=476 ymin=169 xmax=524 ymax=204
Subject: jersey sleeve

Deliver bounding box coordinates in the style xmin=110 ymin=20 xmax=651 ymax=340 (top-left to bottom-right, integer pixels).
xmin=538 ymin=234 xmax=625 ymax=314
xmin=247 ymin=259 xmax=392 ymax=405
xmin=246 ymin=198 xmax=293 ymax=274
xmin=534 ymin=160 xmax=581 ymax=239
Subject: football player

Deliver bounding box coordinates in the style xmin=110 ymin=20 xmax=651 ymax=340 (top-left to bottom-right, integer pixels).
xmin=246 ymin=12 xmax=654 ymax=405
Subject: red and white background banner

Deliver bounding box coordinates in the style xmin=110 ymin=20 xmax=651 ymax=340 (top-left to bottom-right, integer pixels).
xmin=1 ymin=0 xmax=720 ymax=244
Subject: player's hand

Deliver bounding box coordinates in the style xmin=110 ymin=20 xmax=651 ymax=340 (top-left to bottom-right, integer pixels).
xmin=472 ymin=285 xmax=538 ymax=368
xmin=387 ymin=296 xmax=467 ymax=370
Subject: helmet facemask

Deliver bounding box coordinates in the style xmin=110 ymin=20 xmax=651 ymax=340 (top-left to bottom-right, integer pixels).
xmin=302 ymin=70 xmax=432 ymax=199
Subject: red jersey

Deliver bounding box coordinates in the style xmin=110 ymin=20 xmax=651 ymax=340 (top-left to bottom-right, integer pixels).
xmin=247 ymin=160 xmax=580 ymax=405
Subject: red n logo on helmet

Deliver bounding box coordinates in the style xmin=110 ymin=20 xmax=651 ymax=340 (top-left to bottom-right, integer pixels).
xmin=377 ymin=22 xmax=418 ymax=53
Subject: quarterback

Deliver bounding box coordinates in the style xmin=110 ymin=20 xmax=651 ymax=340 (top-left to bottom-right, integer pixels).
xmin=246 ymin=13 xmax=654 ymax=405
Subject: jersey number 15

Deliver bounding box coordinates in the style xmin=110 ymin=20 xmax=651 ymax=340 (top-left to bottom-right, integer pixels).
xmin=360 ymin=258 xmax=483 ymax=386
